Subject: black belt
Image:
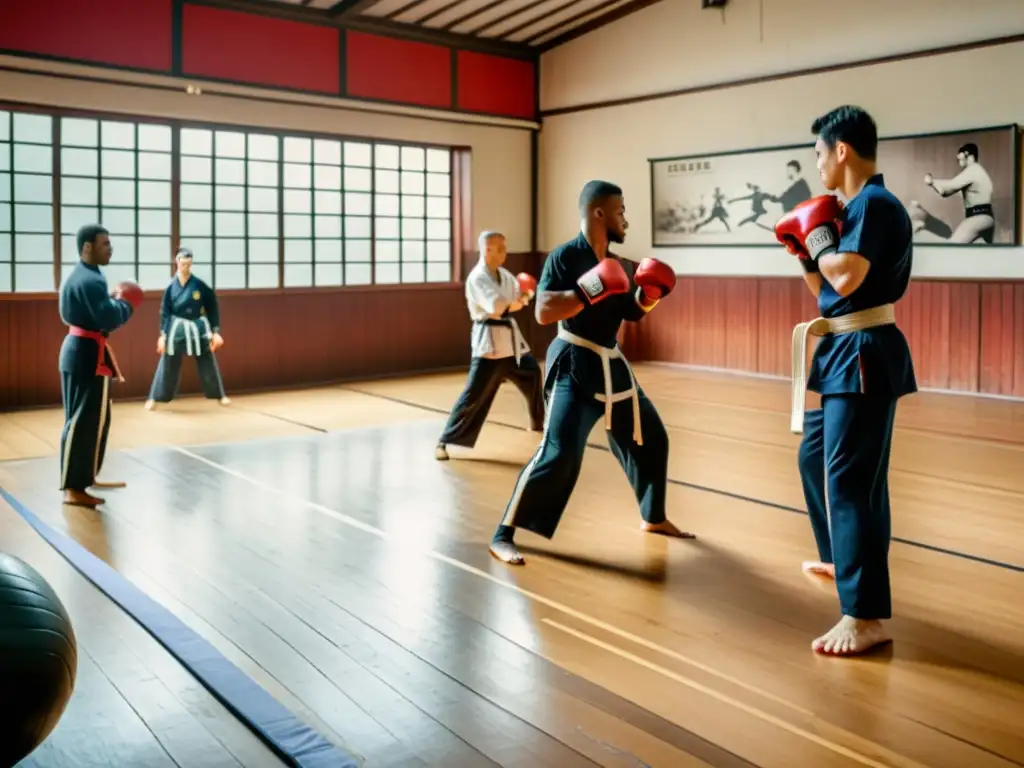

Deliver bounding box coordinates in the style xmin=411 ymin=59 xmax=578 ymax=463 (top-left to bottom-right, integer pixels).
xmin=965 ymin=204 xmax=994 ymax=217
xmin=474 ymin=317 xmax=524 ymax=363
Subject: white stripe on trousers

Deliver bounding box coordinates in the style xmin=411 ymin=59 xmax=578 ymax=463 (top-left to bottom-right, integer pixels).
xmin=500 ymin=383 xmax=562 ymax=529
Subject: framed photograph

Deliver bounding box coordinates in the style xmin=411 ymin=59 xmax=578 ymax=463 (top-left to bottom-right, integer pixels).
xmin=650 ymin=124 xmax=1019 ymax=248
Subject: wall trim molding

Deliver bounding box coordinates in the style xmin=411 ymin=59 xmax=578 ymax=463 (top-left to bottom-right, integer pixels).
xmin=0 ymin=58 xmax=540 ymax=131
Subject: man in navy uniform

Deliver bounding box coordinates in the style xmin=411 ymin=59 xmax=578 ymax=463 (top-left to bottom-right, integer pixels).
xmin=775 ymin=105 xmax=916 ymax=656
xmin=489 ymin=180 xmax=694 ymax=566
xmin=144 ymin=246 xmax=228 ymax=410
xmin=58 ymin=224 xmax=143 ymax=507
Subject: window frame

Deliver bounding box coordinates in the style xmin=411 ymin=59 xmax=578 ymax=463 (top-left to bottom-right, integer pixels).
xmin=0 ymin=100 xmax=469 ymax=298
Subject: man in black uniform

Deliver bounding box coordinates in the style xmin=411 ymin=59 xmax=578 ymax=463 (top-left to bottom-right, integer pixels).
xmin=489 ymin=181 xmax=693 ymax=566
xmin=144 ymin=246 xmax=228 ymax=410
xmin=58 ymin=224 xmax=142 ymax=507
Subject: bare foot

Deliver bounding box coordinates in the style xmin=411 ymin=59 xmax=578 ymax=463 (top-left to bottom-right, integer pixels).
xmin=220 ymin=397 xmax=231 ymax=405
xmin=144 ymin=399 xmax=156 ymax=410
xmin=63 ymin=489 xmax=103 ymax=507
xmin=641 ymin=520 xmax=696 ymax=539
xmin=489 ymin=540 xmax=525 ymax=565
xmin=435 ymin=444 xmax=449 ymax=461
xmin=812 ymin=615 xmax=892 ymax=656
xmin=802 ymin=561 xmax=836 ymax=579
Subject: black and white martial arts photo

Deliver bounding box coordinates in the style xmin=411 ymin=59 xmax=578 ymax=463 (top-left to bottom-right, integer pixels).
xmin=651 ymin=123 xmax=1018 ymax=248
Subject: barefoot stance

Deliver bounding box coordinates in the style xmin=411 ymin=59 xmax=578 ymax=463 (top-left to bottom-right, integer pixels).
xmin=802 ymin=560 xmax=835 ymax=579
xmin=489 ymin=540 xmax=525 ymax=565
xmin=813 ymin=615 xmax=892 ymax=656
xmin=488 ymin=520 xmax=693 ymax=568
xmin=642 ymin=519 xmax=695 ymax=538
xmin=63 ymin=489 xmax=103 ymax=508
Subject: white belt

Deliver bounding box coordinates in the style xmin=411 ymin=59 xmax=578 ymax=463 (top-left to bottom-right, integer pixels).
xmin=167 ymin=315 xmax=212 ymax=357
xmin=790 ymin=303 xmax=896 ymax=434
xmin=557 ymin=324 xmax=643 ymax=445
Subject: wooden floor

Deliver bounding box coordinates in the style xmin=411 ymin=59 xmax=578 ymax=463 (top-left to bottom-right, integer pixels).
xmin=1 ymin=365 xmax=1023 ymax=767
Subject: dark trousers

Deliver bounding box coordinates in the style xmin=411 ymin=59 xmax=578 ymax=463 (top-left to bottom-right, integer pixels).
xmin=496 ymin=377 xmax=669 ymax=540
xmin=59 ymin=373 xmax=111 ymax=492
xmin=439 ymin=355 xmax=544 ymax=448
xmin=797 ymin=394 xmax=897 ymax=620
xmin=148 ymin=342 xmax=226 ymax=403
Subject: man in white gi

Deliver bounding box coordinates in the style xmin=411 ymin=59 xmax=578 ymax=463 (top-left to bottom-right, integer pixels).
xmin=436 ymin=231 xmax=544 ymax=460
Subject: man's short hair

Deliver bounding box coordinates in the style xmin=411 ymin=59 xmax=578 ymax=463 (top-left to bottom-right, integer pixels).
xmin=477 ymin=230 xmax=504 ymax=251
xmin=76 ymin=224 xmax=109 ymax=256
xmin=811 ymin=105 xmax=878 ymax=160
xmin=958 ymin=143 xmax=979 ymax=160
xmin=578 ymin=180 xmax=623 ymax=216
xmin=176 ymin=246 xmax=194 ymax=260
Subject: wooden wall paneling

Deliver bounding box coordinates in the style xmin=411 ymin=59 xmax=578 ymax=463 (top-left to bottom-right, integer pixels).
xmin=0 ymin=302 xmax=10 ymax=405
xmin=754 ymin=278 xmax=804 ymax=377
xmin=898 ymin=281 xmax=943 ymax=389
xmin=979 ymin=282 xmax=1018 ymax=396
xmin=943 ymin=281 xmax=981 ymax=392
xmin=0 ymin=285 xmax=478 ymax=411
xmin=6 ymin=273 xmax=1021 ymax=410
xmin=723 ymin=278 xmax=759 ymax=372
xmin=0 ymin=252 xmax=548 ymax=411
xmin=1016 ymin=283 xmax=1024 ymax=398
xmin=621 ymin=276 xmax=1022 ymax=402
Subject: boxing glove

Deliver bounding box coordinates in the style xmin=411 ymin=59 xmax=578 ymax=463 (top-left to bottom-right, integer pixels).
xmin=575 ymin=258 xmax=631 ymax=305
xmin=634 ymin=258 xmax=676 ymax=301
xmin=113 ymin=280 xmax=144 ymax=311
xmin=774 ymin=195 xmax=843 ymax=273
xmin=516 ymin=272 xmax=537 ymax=299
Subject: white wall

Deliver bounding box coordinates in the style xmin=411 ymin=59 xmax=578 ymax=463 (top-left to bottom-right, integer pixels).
xmin=0 ymin=58 xmax=534 ymax=253
xmin=541 ymin=0 xmax=1024 ymax=110
xmin=538 ymin=0 xmax=1024 ymax=278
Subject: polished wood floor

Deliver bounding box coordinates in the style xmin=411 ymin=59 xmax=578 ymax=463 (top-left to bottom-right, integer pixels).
xmin=1 ymin=365 xmax=1022 ymax=767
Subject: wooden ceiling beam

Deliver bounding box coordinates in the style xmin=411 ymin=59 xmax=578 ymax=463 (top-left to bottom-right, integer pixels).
xmin=328 ymin=0 xmax=385 ymax=19
xmin=534 ymin=0 xmax=662 ymax=52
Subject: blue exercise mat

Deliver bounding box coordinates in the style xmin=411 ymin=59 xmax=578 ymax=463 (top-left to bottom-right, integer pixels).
xmin=0 ymin=486 xmax=358 ymax=768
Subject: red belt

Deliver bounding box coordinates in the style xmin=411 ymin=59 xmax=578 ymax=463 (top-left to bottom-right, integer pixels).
xmin=68 ymin=326 xmax=123 ymax=381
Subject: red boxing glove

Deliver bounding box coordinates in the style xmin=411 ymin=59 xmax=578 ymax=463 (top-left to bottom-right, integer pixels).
xmin=634 ymin=258 xmax=676 ymax=302
xmin=774 ymin=195 xmax=843 ymax=273
xmin=575 ymin=258 xmax=630 ymax=305
xmin=516 ymin=272 xmax=537 ymax=298
xmin=113 ymin=280 xmax=144 ymax=311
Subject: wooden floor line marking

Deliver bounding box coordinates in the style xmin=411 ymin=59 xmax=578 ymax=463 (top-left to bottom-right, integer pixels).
xmin=167 ymin=443 xmax=911 ymax=759
xmin=331 ymin=388 xmax=1024 ymax=574
xmin=541 ymin=618 xmax=892 ymax=768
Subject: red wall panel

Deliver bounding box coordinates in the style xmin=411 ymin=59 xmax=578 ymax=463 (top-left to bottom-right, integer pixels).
xmin=0 ymin=0 xmax=173 ymax=72
xmin=620 ymin=277 xmax=1024 ymax=399
xmin=456 ymin=51 xmax=535 ymax=119
xmin=181 ymin=5 xmax=340 ymax=94
xmin=346 ymin=32 xmax=451 ymax=109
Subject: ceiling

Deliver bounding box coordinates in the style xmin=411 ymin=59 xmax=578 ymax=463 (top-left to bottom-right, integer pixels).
xmin=229 ymin=0 xmax=656 ymax=53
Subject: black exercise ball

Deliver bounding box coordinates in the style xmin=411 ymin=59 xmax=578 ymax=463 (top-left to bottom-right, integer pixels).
xmin=0 ymin=551 xmax=78 ymax=766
